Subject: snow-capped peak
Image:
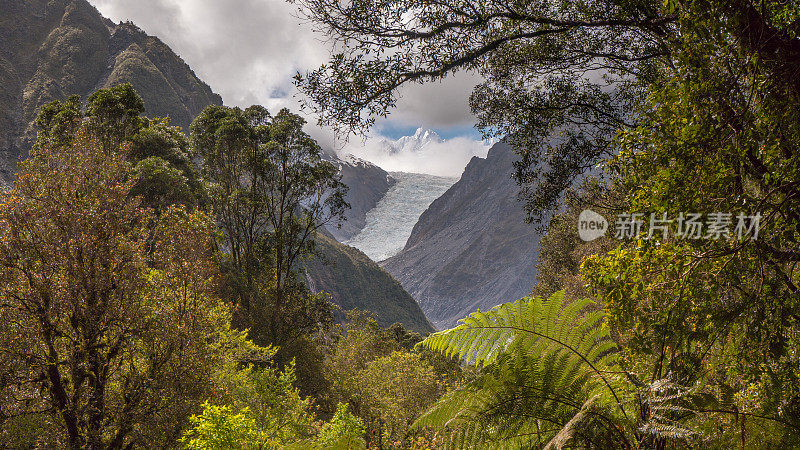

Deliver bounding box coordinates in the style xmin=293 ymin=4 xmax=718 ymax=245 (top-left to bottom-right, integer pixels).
xmin=386 ymin=127 xmax=442 ymax=155
xmin=338 ymin=126 xmax=494 ymax=177
xmin=333 ymin=153 xmax=383 ymax=171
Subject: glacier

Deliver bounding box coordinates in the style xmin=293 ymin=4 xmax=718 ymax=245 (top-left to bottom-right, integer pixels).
xmin=344 ymin=172 xmax=457 ymax=262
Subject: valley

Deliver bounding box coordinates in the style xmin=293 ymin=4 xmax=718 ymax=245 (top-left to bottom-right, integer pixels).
xmin=344 ymin=172 xmax=457 ymax=262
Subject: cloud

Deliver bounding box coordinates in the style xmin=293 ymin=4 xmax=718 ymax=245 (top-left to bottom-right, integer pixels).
xmin=90 ymin=0 xmax=325 ymax=107
xmin=381 ymin=72 xmax=484 ymax=130
xmin=341 ymin=131 xmax=495 ymax=177
xmin=90 ymin=0 xmax=479 ymax=126
xmin=89 ymin=0 xmax=487 ymax=174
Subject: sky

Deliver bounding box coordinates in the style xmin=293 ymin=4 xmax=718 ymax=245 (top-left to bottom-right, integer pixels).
xmin=88 ymin=0 xmax=490 ymax=175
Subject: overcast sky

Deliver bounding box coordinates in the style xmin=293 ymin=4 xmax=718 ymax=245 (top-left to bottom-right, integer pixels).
xmin=89 ymin=0 xmax=489 ymax=174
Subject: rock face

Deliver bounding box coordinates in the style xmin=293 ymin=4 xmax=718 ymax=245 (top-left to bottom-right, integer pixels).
xmin=0 ymin=0 xmax=222 ymax=183
xmin=305 ymin=233 xmax=435 ymax=334
xmin=323 ymin=152 xmax=396 ymax=242
xmin=381 ymin=142 xmax=541 ymax=329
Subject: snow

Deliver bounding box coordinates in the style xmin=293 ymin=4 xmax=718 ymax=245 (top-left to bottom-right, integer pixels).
xmin=344 ymin=172 xmax=457 ymax=262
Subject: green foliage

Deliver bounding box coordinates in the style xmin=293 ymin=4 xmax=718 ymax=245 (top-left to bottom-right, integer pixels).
xmin=181 ymin=402 xmax=264 ymax=450
xmin=128 ymin=117 xmax=204 ymax=208
xmin=304 ymin=233 xmax=435 ymax=333
xmin=316 ymin=403 xmax=366 ymax=449
xmin=414 ymin=291 xmax=632 ymax=448
xmin=34 ymin=84 xmax=203 ymax=211
xmin=320 ymin=311 xmax=457 ymax=447
xmin=86 ymin=82 xmax=146 ymax=148
xmin=210 ymin=359 xmax=318 ymax=447
xmin=182 ymin=356 xmax=320 ymax=450
xmin=191 ymin=104 xmax=345 ymax=347
xmin=531 ymin=182 xmax=621 ymax=301
xmin=132 ymin=156 xmax=195 ymax=209
xmin=293 ymin=0 xmax=669 ymax=217
xmin=359 ymin=351 xmax=447 ymax=446
xmin=294 ymin=0 xmax=800 ymax=445
xmin=577 ymin=1 xmax=800 ymax=444
xmin=34 ymin=94 xmax=84 ymax=150
xmin=0 ymin=127 xmax=252 ymax=447
xmin=323 ymin=311 xmax=402 ymax=409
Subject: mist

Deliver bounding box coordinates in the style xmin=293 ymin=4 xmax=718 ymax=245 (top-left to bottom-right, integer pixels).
xmin=341 ymin=133 xmax=495 ymax=177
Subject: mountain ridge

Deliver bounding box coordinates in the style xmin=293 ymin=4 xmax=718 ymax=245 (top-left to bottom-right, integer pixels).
xmin=305 ymin=233 xmax=435 ymax=334
xmin=0 ymin=0 xmax=433 ymax=333
xmin=382 ymin=142 xmax=541 ymax=329
xmin=322 ymin=151 xmax=396 ymax=242
xmin=0 ymin=0 xmax=222 ymax=183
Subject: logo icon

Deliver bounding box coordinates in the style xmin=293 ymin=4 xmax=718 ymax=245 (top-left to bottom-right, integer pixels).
xmin=578 ymin=210 xmax=608 ymax=242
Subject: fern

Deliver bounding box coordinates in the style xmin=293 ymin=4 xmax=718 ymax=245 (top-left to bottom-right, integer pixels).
xmin=413 ymin=291 xmax=634 ymax=449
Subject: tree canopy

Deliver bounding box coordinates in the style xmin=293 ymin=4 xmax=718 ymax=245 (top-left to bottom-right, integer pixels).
xmin=295 ymin=0 xmax=800 ymax=446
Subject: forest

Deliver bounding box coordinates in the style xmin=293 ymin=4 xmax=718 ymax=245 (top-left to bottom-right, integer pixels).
xmin=1 ymin=0 xmax=800 ymax=448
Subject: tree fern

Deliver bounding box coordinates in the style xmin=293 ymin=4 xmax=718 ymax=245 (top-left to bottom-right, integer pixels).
xmin=413 ymin=291 xmax=634 ymax=449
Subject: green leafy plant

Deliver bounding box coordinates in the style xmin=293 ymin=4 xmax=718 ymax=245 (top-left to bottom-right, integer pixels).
xmin=316 ymin=403 xmax=366 ymax=449
xmin=413 ymin=291 xmax=633 ymax=448
xmin=180 ymin=402 xmax=264 ymax=449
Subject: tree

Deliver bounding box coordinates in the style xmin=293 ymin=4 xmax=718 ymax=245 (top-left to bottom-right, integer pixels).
xmin=261 ymin=109 xmax=347 ymax=341
xmin=182 ymin=358 xmax=318 ymax=449
xmin=211 ymin=358 xmax=318 ymax=446
xmin=34 ymin=83 xmax=203 ymax=211
xmin=359 ymin=351 xmax=446 ymax=447
xmin=414 ymin=291 xmax=712 ymax=449
xmin=322 ymin=311 xmax=400 ymax=418
xmin=35 ymin=83 xmax=146 ymax=154
xmin=0 ymin=129 xmax=241 ymax=447
xmin=321 ymin=311 xmax=454 ymax=448
xmin=128 ymin=117 xmax=205 ymax=210
xmin=191 ymin=105 xmax=347 ymax=346
xmin=316 ymin=403 xmax=367 ymax=449
xmin=180 ymin=402 xmax=265 ymax=449
xmin=531 ymin=181 xmax=619 ymax=300
xmin=574 ymin=2 xmax=800 ymax=445
xmin=294 ymin=0 xmax=800 ymax=222
xmin=297 ymin=0 xmax=800 ymax=444
xmin=293 ymin=0 xmax=675 ymax=219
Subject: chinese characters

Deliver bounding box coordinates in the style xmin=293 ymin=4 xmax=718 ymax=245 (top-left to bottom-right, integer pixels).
xmin=613 ymin=212 xmax=761 ymax=240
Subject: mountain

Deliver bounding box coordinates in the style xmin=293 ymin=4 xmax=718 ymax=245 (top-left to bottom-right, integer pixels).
xmin=0 ymin=0 xmax=431 ymax=332
xmin=0 ymin=0 xmax=222 ymax=183
xmin=383 ymin=128 xmax=443 ymax=154
xmin=344 ymin=127 xmax=496 ymax=178
xmin=322 ymin=152 xmax=396 ymax=242
xmin=381 ymin=142 xmax=541 ymax=329
xmin=305 ymin=233 xmax=435 ymax=334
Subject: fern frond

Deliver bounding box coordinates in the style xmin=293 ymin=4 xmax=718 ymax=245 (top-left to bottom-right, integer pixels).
xmin=413 ymin=291 xmax=633 ymax=449
xmin=419 ymin=291 xmax=621 ymax=402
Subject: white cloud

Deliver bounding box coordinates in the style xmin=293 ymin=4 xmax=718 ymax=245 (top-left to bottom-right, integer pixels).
xmin=384 ymin=72 xmax=484 ymax=129
xmin=89 ymin=0 xmax=488 ymax=175
xmin=90 ymin=0 xmax=480 ymax=129
xmin=341 ymin=129 xmax=495 ymax=177
xmin=90 ymin=0 xmax=325 ymax=108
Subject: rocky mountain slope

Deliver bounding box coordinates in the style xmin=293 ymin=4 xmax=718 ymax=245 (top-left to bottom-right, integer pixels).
xmin=381 ymin=142 xmax=541 ymax=329
xmin=305 ymin=233 xmax=435 ymax=333
xmin=0 ymin=0 xmax=432 ymax=332
xmin=322 ymin=152 xmax=395 ymax=242
xmin=0 ymin=0 xmax=222 ymax=183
